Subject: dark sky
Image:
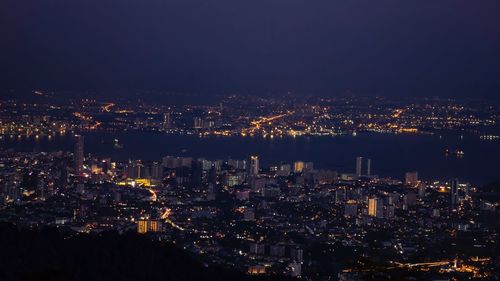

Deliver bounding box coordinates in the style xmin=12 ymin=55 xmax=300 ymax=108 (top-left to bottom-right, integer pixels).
xmin=1 ymin=0 xmax=500 ymax=98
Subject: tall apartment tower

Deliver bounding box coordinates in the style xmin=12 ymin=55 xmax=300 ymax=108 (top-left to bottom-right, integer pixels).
xmin=355 ymin=156 xmax=363 ymax=177
xmin=193 ymin=117 xmax=203 ymax=129
xmin=74 ymin=135 xmax=84 ymax=175
xmin=366 ymin=158 xmax=371 ymax=176
xmin=368 ymin=198 xmax=383 ymax=218
xmin=294 ymin=161 xmax=304 ymax=173
xmin=248 ymin=155 xmax=259 ymax=176
xmin=451 ymin=178 xmax=459 ymax=208
xmin=162 ymin=112 xmax=170 ymax=130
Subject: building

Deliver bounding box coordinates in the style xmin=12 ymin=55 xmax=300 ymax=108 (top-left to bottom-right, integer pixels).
xmin=335 ymin=189 xmax=347 ymax=204
xmin=405 ymin=171 xmax=419 ymax=186
xmin=404 ymin=192 xmax=417 ymax=206
xmin=344 ymin=200 xmax=358 ymax=217
xmin=451 ymin=178 xmax=459 ymax=208
xmin=316 ymin=170 xmax=338 ymax=184
xmin=193 ymin=117 xmax=203 ymax=129
xmin=368 ymin=198 xmax=383 ymax=218
xmin=191 ymin=160 xmax=203 ymax=187
xmin=385 ymin=205 xmax=395 ymax=218
xmin=355 ymin=157 xmax=363 ymax=177
xmin=225 ymin=174 xmax=242 ymax=187
xmin=162 ymin=156 xmax=192 ymax=168
xmin=248 ymin=266 xmax=266 ymax=275
xmin=465 ymin=183 xmax=471 ymax=197
xmin=127 ymin=160 xmax=146 ymax=179
xmin=270 ymin=244 xmax=286 ymax=257
xmin=366 ymin=158 xmax=371 ymax=176
xmin=290 ymin=247 xmax=304 ymax=262
xmin=74 ymin=135 xmax=84 ymax=175
xmin=248 ymin=155 xmax=259 ymax=176
xmin=262 ymin=186 xmax=280 ymax=198
xmin=418 ymin=184 xmax=426 ymax=197
xmin=277 ymin=164 xmax=291 ymax=176
xmin=432 ymin=209 xmax=440 ymax=218
xmin=304 ymin=162 xmax=314 ymax=172
xmin=162 ymin=112 xmax=170 ymax=130
xmin=294 ymin=161 xmax=304 ymax=173
xmin=137 ymin=220 xmax=163 ymax=234
xmin=235 ymin=189 xmax=250 ymax=201
xmin=151 ymin=162 xmax=162 ymax=180
xmin=249 ymin=243 xmax=265 ymax=255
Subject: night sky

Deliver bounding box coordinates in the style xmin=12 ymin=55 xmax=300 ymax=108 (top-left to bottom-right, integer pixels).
xmin=1 ymin=0 xmax=500 ymax=97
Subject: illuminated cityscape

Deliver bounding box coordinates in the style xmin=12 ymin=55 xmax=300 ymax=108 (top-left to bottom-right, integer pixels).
xmin=1 ymin=0 xmax=499 ymax=280
xmin=0 ymin=94 xmax=498 ymax=140
xmin=0 ymin=94 xmax=499 ymax=280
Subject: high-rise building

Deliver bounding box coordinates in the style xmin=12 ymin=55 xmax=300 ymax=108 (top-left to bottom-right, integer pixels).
xmin=294 ymin=161 xmax=304 ymax=173
xmin=207 ymin=166 xmax=217 ymax=186
xmin=368 ymin=198 xmax=376 ymax=217
xmin=405 ymin=171 xmax=419 ymax=186
xmin=101 ymin=158 xmax=112 ymax=174
xmin=335 ymin=189 xmax=346 ymax=204
xmin=290 ymin=247 xmax=304 ymax=262
xmin=74 ymin=135 xmax=84 ymax=175
xmin=137 ymin=220 xmax=163 ymax=234
xmin=404 ymin=192 xmax=417 ymax=206
xmin=418 ymin=184 xmax=426 ymax=197
xmin=385 ymin=205 xmax=395 ymax=218
xmin=465 ymin=183 xmax=471 ymax=197
xmin=451 ymin=178 xmax=459 ymax=208
xmin=162 ymin=112 xmax=170 ymax=130
xmin=277 ymin=164 xmax=291 ymax=176
xmin=248 ymin=155 xmax=259 ymax=176
xmin=191 ymin=160 xmax=203 ymax=188
xmin=270 ymin=244 xmax=286 ymax=257
xmin=432 ymin=209 xmax=440 ymax=218
xmin=304 ymin=162 xmax=314 ymax=172
xmin=355 ymin=156 xmax=363 ymax=177
xmin=151 ymin=162 xmax=162 ymax=180
xmin=127 ymin=160 xmax=146 ymax=179
xmin=344 ymin=200 xmax=358 ymax=218
xmin=368 ymin=198 xmax=383 ymax=218
xmin=193 ymin=117 xmax=203 ymax=129
xmin=366 ymin=159 xmax=371 ymax=176
xmin=249 ymin=243 xmax=265 ymax=255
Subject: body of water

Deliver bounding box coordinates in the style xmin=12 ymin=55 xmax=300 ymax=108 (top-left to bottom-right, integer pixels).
xmin=1 ymin=132 xmax=499 ymax=185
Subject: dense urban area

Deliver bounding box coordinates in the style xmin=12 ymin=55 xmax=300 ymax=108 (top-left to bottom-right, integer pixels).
xmin=1 ymin=92 xmax=499 ymax=139
xmin=0 ymin=93 xmax=499 ymax=280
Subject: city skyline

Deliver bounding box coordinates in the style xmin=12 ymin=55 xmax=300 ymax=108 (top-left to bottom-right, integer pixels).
xmin=0 ymin=0 xmax=499 ymax=280
xmin=0 ymin=93 xmax=499 ymax=280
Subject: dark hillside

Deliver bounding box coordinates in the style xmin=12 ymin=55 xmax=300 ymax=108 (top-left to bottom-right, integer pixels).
xmin=0 ymin=224 xmax=291 ymax=281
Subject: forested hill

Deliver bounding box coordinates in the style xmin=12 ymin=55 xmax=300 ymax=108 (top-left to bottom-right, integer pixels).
xmin=0 ymin=224 xmax=292 ymax=281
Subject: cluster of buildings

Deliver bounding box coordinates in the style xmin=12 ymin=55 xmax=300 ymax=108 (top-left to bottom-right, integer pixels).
xmin=0 ymin=95 xmax=498 ymax=279
xmin=1 ymin=95 xmax=498 ymax=140
xmin=0 ymin=135 xmax=498 ymax=280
